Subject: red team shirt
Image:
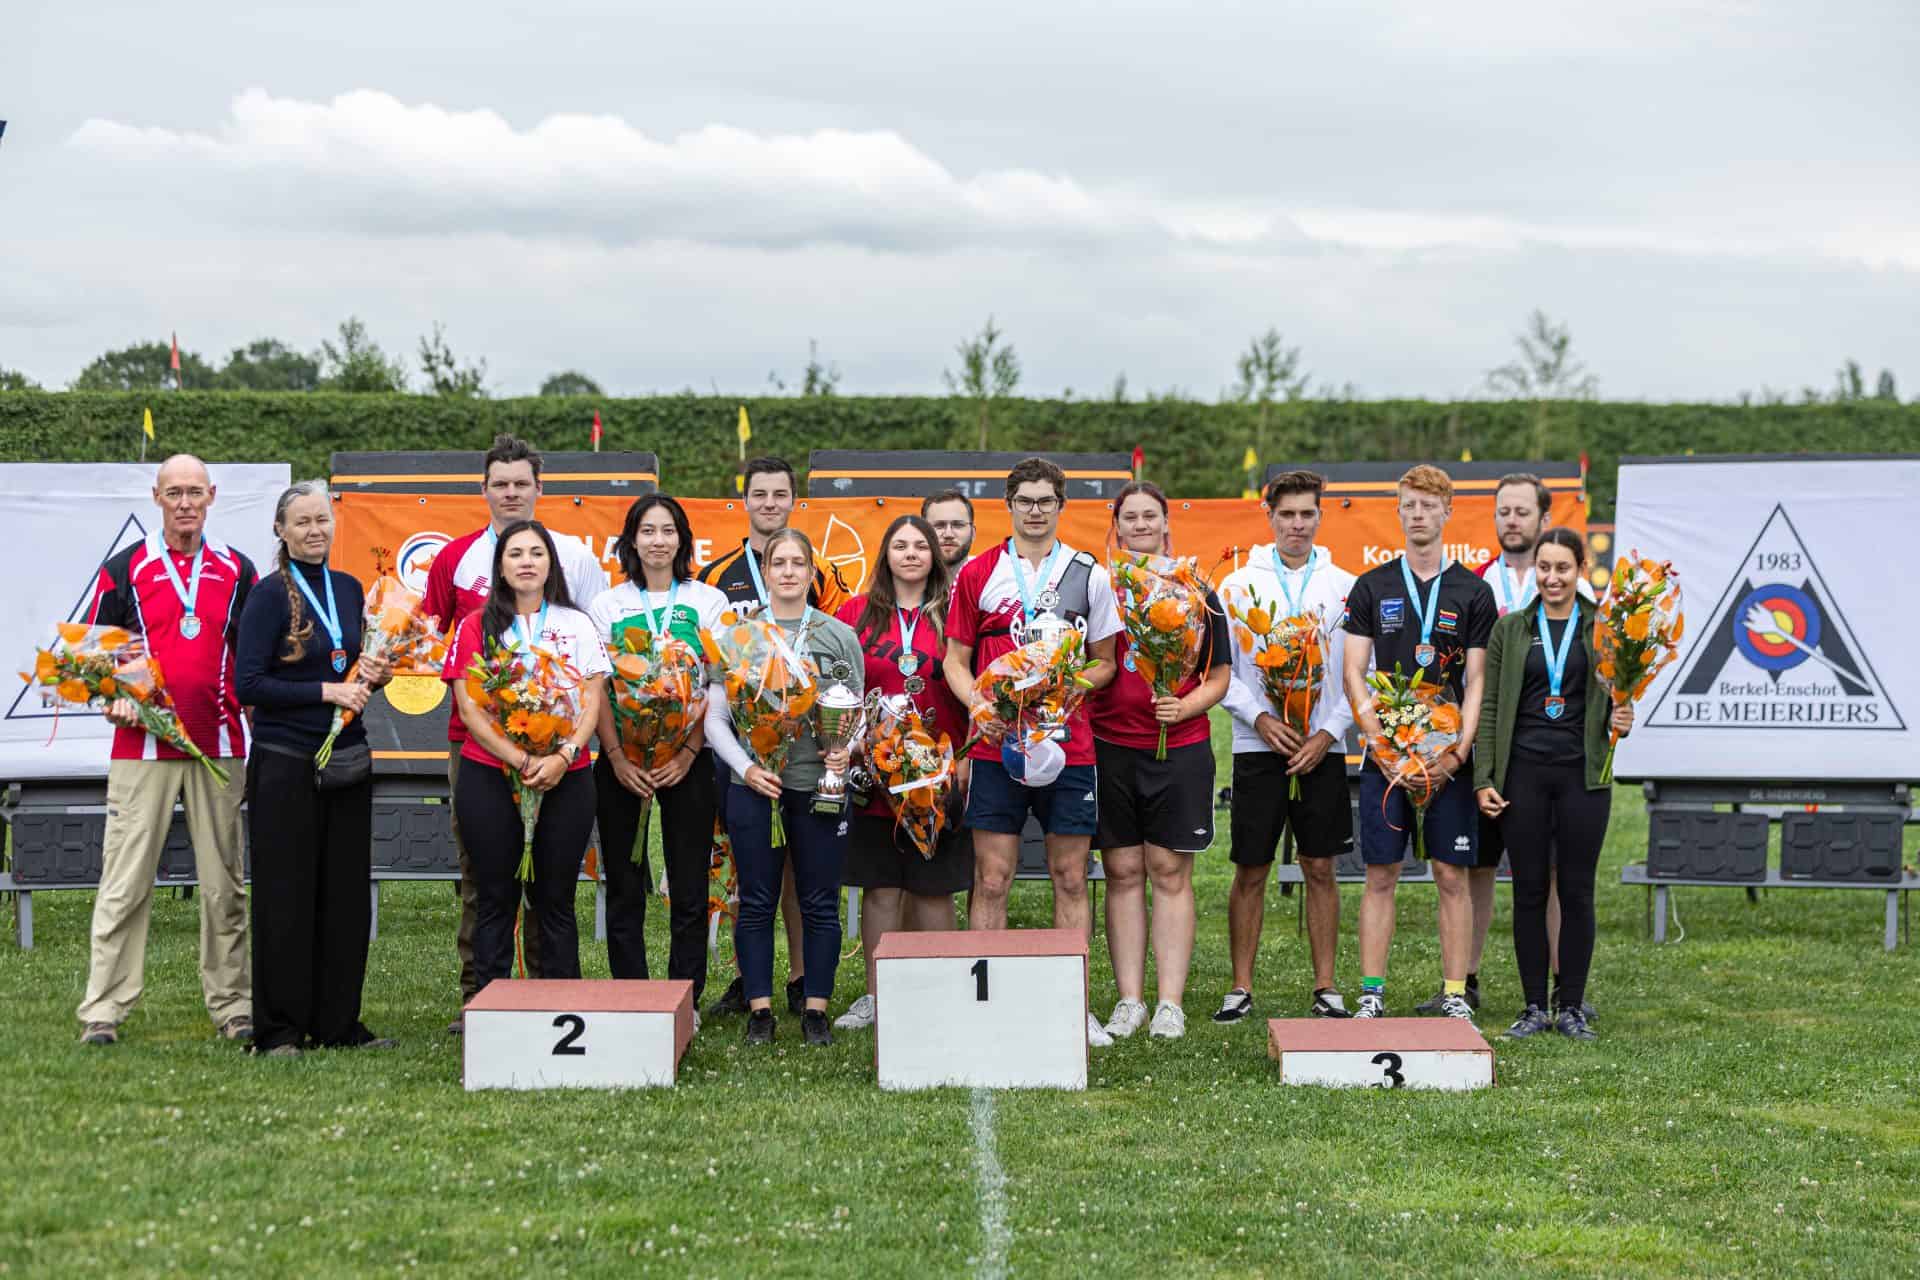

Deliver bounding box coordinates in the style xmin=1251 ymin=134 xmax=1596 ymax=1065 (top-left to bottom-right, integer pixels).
xmin=945 ymin=540 xmax=1123 ymax=769
xmin=1091 ymin=588 xmax=1230 ymax=753
xmin=86 ymin=531 xmax=257 ymax=762
xmin=836 ymin=594 xmax=967 ymax=818
xmin=441 ymin=605 xmax=610 ymax=772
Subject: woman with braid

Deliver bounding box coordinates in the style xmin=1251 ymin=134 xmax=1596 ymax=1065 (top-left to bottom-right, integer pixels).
xmin=235 ymin=481 xmax=394 ymax=1056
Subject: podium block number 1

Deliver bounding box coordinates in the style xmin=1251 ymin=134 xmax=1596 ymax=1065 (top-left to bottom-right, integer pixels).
xmin=972 ymin=959 xmax=988 ymax=1001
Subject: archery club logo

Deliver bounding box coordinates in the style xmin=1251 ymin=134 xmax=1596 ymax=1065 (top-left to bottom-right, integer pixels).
xmin=396 ymin=531 xmax=449 ymax=595
xmin=1648 ymin=505 xmax=1902 ymax=731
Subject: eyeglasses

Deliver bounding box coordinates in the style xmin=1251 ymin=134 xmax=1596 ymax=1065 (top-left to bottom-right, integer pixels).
xmin=1008 ymin=497 xmax=1060 ymax=514
xmin=160 ymin=488 xmax=209 ymax=503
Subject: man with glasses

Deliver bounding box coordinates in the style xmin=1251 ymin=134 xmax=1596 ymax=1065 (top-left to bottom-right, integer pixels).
xmin=77 ymin=455 xmax=257 ymax=1047
xmin=943 ymin=457 xmax=1121 ymax=1047
xmin=921 ymin=489 xmax=977 ymax=571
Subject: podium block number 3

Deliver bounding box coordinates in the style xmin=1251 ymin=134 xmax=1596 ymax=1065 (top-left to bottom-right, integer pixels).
xmin=1371 ymin=1051 xmax=1404 ymax=1089
xmin=552 ymin=1014 xmax=587 ymax=1056
xmin=971 ymin=959 xmax=989 ymax=1001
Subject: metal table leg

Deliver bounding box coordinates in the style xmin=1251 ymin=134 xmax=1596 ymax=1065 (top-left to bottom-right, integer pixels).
xmin=368 ymin=881 xmax=379 ymax=944
xmin=1652 ymin=885 xmax=1669 ymax=943
xmin=1885 ymin=890 xmax=1899 ymax=952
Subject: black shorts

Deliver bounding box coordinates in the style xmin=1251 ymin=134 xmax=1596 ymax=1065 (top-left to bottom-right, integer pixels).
xmin=843 ymin=813 xmax=974 ymax=896
xmin=1094 ymin=738 xmax=1215 ymax=854
xmin=1229 ymin=750 xmax=1352 ymax=866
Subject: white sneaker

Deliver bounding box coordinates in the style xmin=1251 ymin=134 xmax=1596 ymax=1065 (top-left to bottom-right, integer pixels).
xmin=1086 ymin=1013 xmax=1114 ymax=1048
xmin=1148 ymin=1001 xmax=1186 ymax=1039
xmin=1104 ymin=998 xmax=1149 ymax=1039
xmin=834 ymin=994 xmax=875 ymax=1030
xmin=1439 ymin=992 xmax=1477 ymax=1022
xmin=1355 ymin=992 xmax=1385 ymax=1019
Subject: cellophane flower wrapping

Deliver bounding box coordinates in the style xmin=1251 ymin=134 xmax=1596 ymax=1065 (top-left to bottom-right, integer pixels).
xmin=462 ymin=636 xmax=583 ymax=881
xmin=1591 ymin=553 xmax=1684 ymax=783
xmin=1225 ymin=585 xmax=1325 ymax=798
xmin=702 ymin=610 xmax=818 ymax=846
xmin=962 ymin=626 xmax=1096 ymax=754
xmin=867 ymin=695 xmax=955 ymax=858
xmin=1110 ymin=550 xmax=1211 ymax=759
xmin=316 ymin=547 xmax=448 ymax=769
xmin=24 ymin=621 xmax=229 ymax=786
xmin=1363 ymin=665 xmax=1462 ymax=859
xmin=606 ymin=629 xmax=709 ymax=859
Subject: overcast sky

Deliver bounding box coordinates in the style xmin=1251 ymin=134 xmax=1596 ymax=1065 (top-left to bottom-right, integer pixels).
xmin=4 ymin=1 xmax=1915 ymax=400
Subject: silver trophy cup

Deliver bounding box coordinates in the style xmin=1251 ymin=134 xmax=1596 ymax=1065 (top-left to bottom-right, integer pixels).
xmin=1023 ymin=611 xmax=1079 ymax=742
xmin=812 ymin=680 xmax=869 ymax=815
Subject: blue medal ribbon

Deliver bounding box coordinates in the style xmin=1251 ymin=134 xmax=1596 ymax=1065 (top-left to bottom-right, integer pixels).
xmin=509 ymin=602 xmax=550 ymax=657
xmin=641 ymin=578 xmax=681 ymax=654
xmin=291 ymin=563 xmax=348 ymax=673
xmin=1537 ymin=602 xmax=1579 ymax=719
xmin=1007 ymin=539 xmax=1064 ymax=622
xmin=896 ymin=605 xmax=923 ymax=675
xmin=1271 ymin=545 xmax=1317 ymax=616
xmin=742 ymin=541 xmax=771 ymax=610
xmin=1497 ymin=558 xmax=1536 ymax=615
xmin=159 ymin=541 xmax=207 ymax=634
xmin=1398 ymin=555 xmax=1448 ymax=666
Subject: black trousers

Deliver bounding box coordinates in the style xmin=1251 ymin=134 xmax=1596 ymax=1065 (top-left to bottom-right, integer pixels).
xmin=1500 ymin=754 xmax=1611 ymax=1010
xmin=594 ymin=749 xmax=717 ymax=1000
xmin=454 ymin=760 xmax=596 ymax=991
xmin=246 ymin=747 xmax=375 ymax=1051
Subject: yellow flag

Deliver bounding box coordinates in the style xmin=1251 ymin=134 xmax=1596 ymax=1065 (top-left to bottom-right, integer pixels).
xmin=737 ymin=405 xmax=751 ymax=449
xmin=1460 ymin=447 xmax=1473 ymax=462
xmin=143 ymin=407 xmax=154 ymax=440
xmin=1242 ymin=444 xmax=1257 ymax=471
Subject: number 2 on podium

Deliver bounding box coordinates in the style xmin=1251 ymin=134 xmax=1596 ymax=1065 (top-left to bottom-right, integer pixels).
xmin=552 ymin=1013 xmax=587 ymax=1056
xmin=970 ymin=958 xmax=989 ymax=1001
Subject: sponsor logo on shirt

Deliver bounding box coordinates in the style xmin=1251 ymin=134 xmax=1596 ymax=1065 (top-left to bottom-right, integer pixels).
xmin=1436 ymin=607 xmax=1459 ymax=635
xmin=1379 ymin=597 xmax=1404 ymax=632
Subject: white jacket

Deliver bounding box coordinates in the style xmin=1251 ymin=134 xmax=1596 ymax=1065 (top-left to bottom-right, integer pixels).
xmin=1217 ymin=543 xmax=1357 ymax=756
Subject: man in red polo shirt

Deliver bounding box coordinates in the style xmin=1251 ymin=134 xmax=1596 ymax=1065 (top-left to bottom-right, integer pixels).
xmin=423 ymin=434 xmax=609 ymax=1028
xmin=77 ymin=455 xmax=257 ymax=1047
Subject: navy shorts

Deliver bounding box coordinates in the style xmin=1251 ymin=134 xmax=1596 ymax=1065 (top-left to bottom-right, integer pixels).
xmin=1357 ymin=757 xmax=1479 ymax=868
xmin=965 ymin=758 xmax=1099 ymax=838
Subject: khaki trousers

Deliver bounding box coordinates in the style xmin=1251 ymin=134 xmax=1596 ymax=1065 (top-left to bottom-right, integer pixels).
xmin=77 ymin=757 xmax=250 ymax=1028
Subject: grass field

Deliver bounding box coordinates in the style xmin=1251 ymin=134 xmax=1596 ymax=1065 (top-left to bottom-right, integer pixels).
xmin=4 ymin=719 xmax=1919 ymax=1278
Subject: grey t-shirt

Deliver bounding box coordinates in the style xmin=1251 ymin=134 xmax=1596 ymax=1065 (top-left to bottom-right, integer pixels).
xmin=716 ymin=609 xmax=865 ymax=794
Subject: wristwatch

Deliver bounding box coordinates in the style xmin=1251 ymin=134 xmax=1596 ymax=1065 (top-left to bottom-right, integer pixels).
xmin=559 ymin=742 xmax=581 ymax=765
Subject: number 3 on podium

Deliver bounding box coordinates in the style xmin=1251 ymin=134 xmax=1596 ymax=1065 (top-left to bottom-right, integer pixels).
xmin=1371 ymin=1051 xmax=1404 ymax=1088
xmin=971 ymin=958 xmax=989 ymax=1001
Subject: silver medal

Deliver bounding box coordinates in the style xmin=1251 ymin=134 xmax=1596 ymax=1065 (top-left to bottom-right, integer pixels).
xmin=180 ymin=615 xmax=202 ymax=640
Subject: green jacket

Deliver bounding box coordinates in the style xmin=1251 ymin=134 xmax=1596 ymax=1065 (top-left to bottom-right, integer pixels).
xmin=1473 ymin=606 xmax=1614 ymax=794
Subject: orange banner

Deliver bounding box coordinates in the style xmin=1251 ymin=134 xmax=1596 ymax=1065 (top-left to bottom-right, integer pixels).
xmin=333 ymin=491 xmax=1585 ymax=597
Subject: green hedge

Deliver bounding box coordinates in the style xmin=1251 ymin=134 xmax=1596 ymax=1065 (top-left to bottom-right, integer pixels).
xmin=2 ymin=391 xmax=1915 ymax=519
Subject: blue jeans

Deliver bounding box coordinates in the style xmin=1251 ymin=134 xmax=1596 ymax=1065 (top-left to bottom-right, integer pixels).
xmin=724 ymin=786 xmax=849 ymax=1004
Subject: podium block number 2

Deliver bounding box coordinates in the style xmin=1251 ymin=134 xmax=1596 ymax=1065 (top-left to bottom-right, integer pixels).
xmin=971 ymin=959 xmax=988 ymax=1001
xmin=552 ymin=1014 xmax=587 ymax=1056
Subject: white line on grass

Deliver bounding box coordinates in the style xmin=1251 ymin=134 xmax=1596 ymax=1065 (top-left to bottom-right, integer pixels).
xmin=969 ymin=1087 xmax=1010 ymax=1280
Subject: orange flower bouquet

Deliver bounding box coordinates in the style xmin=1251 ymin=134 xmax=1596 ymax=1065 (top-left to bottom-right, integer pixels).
xmin=1591 ymin=553 xmax=1683 ymax=784
xmin=1110 ymin=551 xmax=1211 ymax=759
xmin=1362 ymin=665 xmax=1462 ymax=859
xmin=702 ymin=610 xmax=818 ymax=845
xmin=607 ymin=630 xmax=708 ymax=852
xmin=962 ymin=623 xmax=1096 ymax=755
xmin=1226 ymin=587 xmax=1325 ymax=799
xmin=23 ymin=622 xmax=231 ymax=786
xmin=315 ymin=547 xmax=448 ymax=769
xmin=462 ymin=637 xmax=584 ymax=881
xmin=866 ymin=693 xmax=955 ymax=858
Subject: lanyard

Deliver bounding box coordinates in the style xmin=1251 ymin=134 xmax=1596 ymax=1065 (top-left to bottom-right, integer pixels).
xmin=896 ymin=604 xmax=922 ymax=659
xmin=290 ymin=564 xmax=344 ymax=654
xmin=1271 ymin=546 xmax=1317 ymax=617
xmin=1497 ymin=558 xmax=1536 ymax=614
xmin=742 ymin=541 xmax=771 ymax=609
xmin=158 ymin=541 xmax=207 ymax=621
xmin=641 ymin=579 xmax=681 ymax=653
xmin=1398 ymin=555 xmax=1448 ymax=651
xmin=509 ymin=603 xmax=550 ymax=656
xmin=1007 ymin=539 xmax=1064 ymax=621
xmin=1537 ymin=602 xmax=1580 ymax=700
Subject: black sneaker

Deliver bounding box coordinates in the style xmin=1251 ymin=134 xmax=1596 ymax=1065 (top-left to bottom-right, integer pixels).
xmin=1310 ymin=989 xmax=1352 ymax=1018
xmin=1504 ymin=1005 xmax=1552 ymax=1039
xmin=786 ymin=976 xmax=806 ymax=1016
xmin=1554 ymin=1007 xmax=1597 ymax=1042
xmin=1211 ymin=989 xmax=1253 ymax=1024
xmin=708 ymin=975 xmax=749 ymax=1018
xmin=1553 ymin=985 xmax=1599 ymax=1024
xmin=745 ymin=1009 xmax=775 ymax=1044
xmin=801 ymin=1010 xmax=832 ymax=1046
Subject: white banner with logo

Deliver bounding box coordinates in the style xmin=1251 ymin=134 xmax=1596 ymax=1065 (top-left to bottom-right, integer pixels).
xmin=0 ymin=463 xmax=290 ymax=783
xmin=1614 ymin=455 xmax=1919 ymax=781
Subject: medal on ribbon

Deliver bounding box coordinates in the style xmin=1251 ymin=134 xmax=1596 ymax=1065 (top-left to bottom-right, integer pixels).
xmin=1399 ymin=555 xmax=1447 ymax=670
xmin=1537 ymin=601 xmax=1579 ymax=721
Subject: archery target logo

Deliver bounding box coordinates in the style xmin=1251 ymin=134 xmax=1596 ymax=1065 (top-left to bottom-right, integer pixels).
xmin=396 ymin=531 xmax=449 ymax=594
xmin=1734 ymin=584 xmax=1823 ymax=675
xmin=1649 ymin=505 xmax=1902 ymax=731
